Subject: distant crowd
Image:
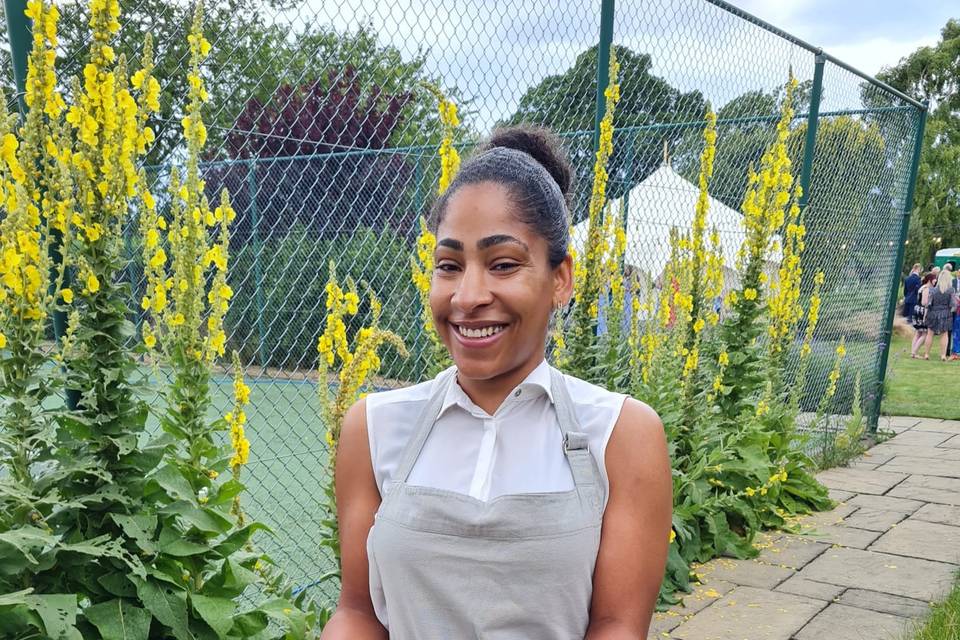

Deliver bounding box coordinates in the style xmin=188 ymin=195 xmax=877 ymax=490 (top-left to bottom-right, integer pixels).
xmin=904 ymin=262 xmax=960 ymax=360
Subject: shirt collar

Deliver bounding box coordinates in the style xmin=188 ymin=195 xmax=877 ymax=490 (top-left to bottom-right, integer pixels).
xmin=439 ymin=359 xmax=554 ymax=418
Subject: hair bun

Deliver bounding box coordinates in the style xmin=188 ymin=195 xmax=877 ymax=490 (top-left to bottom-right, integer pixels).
xmin=482 ymin=124 xmax=572 ymax=197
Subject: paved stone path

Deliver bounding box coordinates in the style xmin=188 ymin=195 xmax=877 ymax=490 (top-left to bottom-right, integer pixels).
xmin=648 ymin=416 xmax=960 ymax=640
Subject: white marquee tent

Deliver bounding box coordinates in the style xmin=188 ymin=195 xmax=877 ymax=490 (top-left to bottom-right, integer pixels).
xmin=572 ymin=164 xmax=782 ymax=290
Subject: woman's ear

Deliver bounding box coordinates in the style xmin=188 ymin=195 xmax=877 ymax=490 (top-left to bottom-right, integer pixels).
xmin=553 ymin=253 xmax=574 ymax=306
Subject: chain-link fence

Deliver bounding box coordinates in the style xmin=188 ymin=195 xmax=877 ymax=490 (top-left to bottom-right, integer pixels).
xmin=2 ymin=0 xmax=926 ymax=609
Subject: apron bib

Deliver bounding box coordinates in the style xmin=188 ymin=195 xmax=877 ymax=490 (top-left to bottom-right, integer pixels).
xmin=367 ymin=366 xmax=605 ymax=639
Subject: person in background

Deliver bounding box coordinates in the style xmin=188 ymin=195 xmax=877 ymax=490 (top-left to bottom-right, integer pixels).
xmin=945 ymin=263 xmax=956 ymax=354
xmin=922 ymin=270 xmax=956 ymax=361
xmin=903 ymin=263 xmax=922 ymax=324
xmin=911 ymin=273 xmax=937 ymax=358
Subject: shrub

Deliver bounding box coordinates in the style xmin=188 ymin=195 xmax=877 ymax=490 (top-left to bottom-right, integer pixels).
xmin=227 ymin=224 xmax=426 ymax=381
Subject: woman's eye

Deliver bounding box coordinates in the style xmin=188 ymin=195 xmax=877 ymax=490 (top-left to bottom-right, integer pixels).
xmin=492 ymin=262 xmax=519 ymax=272
xmin=436 ymin=262 xmax=459 ymax=272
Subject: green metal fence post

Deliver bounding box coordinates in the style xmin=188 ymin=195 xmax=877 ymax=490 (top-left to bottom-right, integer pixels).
xmin=871 ymin=105 xmax=928 ymax=433
xmin=798 ymin=53 xmax=825 ymax=211
xmin=5 ymin=0 xmax=78 ymax=408
xmin=592 ymin=0 xmax=615 ymax=154
xmin=4 ymin=0 xmax=28 ymax=117
xmin=247 ymin=160 xmax=268 ymax=367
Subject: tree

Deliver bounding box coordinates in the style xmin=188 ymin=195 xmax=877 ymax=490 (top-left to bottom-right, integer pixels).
xmin=674 ymin=83 xmax=811 ymax=211
xmin=877 ymin=19 xmax=960 ymax=270
xmin=202 ymin=64 xmax=416 ymax=246
xmin=501 ymin=44 xmax=706 ymax=219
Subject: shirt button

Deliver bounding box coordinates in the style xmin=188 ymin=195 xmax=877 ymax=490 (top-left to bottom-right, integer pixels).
xmin=514 ymin=389 xmax=521 ymax=397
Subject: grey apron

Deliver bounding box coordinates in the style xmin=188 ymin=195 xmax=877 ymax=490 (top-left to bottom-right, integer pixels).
xmin=368 ymin=366 xmax=605 ymax=639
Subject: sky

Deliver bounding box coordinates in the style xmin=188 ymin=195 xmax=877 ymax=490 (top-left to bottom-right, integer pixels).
xmin=739 ymin=0 xmax=955 ymax=78
xmin=288 ymin=0 xmax=957 ymax=132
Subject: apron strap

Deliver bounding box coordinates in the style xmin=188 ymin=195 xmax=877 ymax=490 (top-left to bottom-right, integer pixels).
xmin=549 ymin=367 xmax=601 ymax=491
xmin=393 ymin=366 xmax=457 ymax=486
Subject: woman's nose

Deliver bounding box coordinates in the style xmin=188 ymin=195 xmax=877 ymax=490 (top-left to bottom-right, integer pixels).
xmin=451 ymin=265 xmax=493 ymax=311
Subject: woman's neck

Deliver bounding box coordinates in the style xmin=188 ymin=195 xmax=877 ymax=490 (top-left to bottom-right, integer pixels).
xmin=455 ymin=355 xmax=546 ymax=416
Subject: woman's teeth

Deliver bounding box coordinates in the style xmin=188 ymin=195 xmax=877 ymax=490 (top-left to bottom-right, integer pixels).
xmin=457 ymin=325 xmax=505 ymax=338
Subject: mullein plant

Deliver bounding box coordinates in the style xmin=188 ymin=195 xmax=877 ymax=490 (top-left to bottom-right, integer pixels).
xmin=556 ymin=50 xmax=621 ymax=378
xmin=410 ymin=82 xmax=458 ymax=378
xmin=0 ymin=1 xmax=315 ymax=637
xmin=548 ymin=70 xmax=837 ymax=608
xmin=315 ymin=263 xmax=406 ymax=594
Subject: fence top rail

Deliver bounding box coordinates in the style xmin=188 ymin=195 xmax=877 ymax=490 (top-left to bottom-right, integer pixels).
xmin=140 ymin=105 xmax=917 ymax=173
xmin=703 ymin=0 xmax=926 ymax=111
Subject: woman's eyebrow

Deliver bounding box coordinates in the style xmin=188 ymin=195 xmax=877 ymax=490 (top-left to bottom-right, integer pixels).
xmin=477 ymin=235 xmax=529 ymax=251
xmin=437 ymin=238 xmax=464 ymax=251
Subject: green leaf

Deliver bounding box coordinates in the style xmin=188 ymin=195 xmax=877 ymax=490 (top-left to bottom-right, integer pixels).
xmin=224 ymin=558 xmax=260 ymax=591
xmin=112 ymin=513 xmax=159 ymax=553
xmin=190 ymin=594 xmax=236 ymax=639
xmin=160 ymin=500 xmax=234 ymax=535
xmin=136 ymin=579 xmax=191 ymax=640
xmin=97 ymin=573 xmax=138 ymax=598
xmin=23 ymin=593 xmax=78 ymax=640
xmin=150 ymin=464 xmax=195 ymax=501
xmin=211 ymin=479 xmax=244 ymax=505
xmin=259 ymin=598 xmax=306 ymax=639
xmin=84 ymin=599 xmax=152 ymax=640
xmin=160 ymin=537 xmax=211 ymax=557
xmin=213 ymin=523 xmax=271 ymax=558
xmin=0 ymin=528 xmax=57 ymax=575
xmin=230 ymin=610 xmax=268 ymax=637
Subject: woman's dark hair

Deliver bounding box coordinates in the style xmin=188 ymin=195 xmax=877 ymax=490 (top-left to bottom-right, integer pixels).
xmin=923 ymin=273 xmax=937 ymax=285
xmin=428 ymin=124 xmax=574 ymax=269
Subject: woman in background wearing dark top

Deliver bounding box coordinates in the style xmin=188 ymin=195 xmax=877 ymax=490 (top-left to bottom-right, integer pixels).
xmin=903 ymin=263 xmax=922 ymax=323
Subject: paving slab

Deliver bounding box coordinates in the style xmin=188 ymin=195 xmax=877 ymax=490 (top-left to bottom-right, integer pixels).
xmin=884 ymin=430 xmax=954 ymax=447
xmin=941 ymin=434 xmax=960 ymax=449
xmin=773 ymin=575 xmax=845 ymax=601
xmin=671 ymin=579 xmax=736 ymax=616
xmin=697 ymin=557 xmax=795 ymax=589
xmin=795 ymin=503 xmax=858 ymax=528
xmin=756 ymin=534 xmax=830 ymax=569
xmin=852 ymin=451 xmax=896 ymax=465
xmin=879 ymin=415 xmax=923 ymax=430
xmin=887 ymin=474 xmax=960 ymax=505
xmin=912 ymin=502 xmax=960 ymax=527
xmin=839 ymin=508 xmax=907 ymax=532
xmin=878 ymin=455 xmax=960 ymax=479
xmin=670 ymin=586 xmax=823 ymax=640
xmin=800 ymin=524 xmax=883 ymax=549
xmin=912 ymin=419 xmax=960 ymax=434
xmin=869 ymin=518 xmax=960 ymax=565
xmin=846 ymin=493 xmax=924 ymax=514
xmin=814 ymin=468 xmax=907 ymax=495
xmin=868 ymin=443 xmax=960 ymax=461
xmin=847 ymin=460 xmax=881 ymax=470
xmin=827 ymin=488 xmax=856 ymax=502
xmin=837 ymin=589 xmax=933 ymax=618
xmin=798 ymin=547 xmax=955 ymax=601
xmin=794 ymin=603 xmax=911 ymax=640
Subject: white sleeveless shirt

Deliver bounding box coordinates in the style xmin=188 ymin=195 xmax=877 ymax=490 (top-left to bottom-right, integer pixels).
xmin=365 ymin=359 xmax=627 ymax=509
xmin=364 ymin=359 xmax=627 ymax=627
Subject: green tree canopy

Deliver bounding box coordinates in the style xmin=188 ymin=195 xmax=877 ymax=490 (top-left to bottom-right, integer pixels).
xmin=877 ymin=18 xmax=960 ymax=270
xmin=501 ymin=44 xmax=706 ymax=218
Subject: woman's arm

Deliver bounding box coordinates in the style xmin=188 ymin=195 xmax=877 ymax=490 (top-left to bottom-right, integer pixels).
xmin=320 ymin=399 xmax=389 ymax=640
xmin=585 ymin=399 xmax=672 ymax=639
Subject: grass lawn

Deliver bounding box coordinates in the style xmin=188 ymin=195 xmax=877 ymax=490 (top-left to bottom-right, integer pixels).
xmin=882 ymin=332 xmax=960 ymax=420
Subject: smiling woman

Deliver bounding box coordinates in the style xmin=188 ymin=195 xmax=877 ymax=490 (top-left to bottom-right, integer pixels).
xmin=322 ymin=125 xmax=672 ymax=640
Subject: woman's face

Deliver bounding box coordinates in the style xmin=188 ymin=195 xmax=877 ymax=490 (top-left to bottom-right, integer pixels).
xmin=430 ymin=181 xmax=572 ymax=382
